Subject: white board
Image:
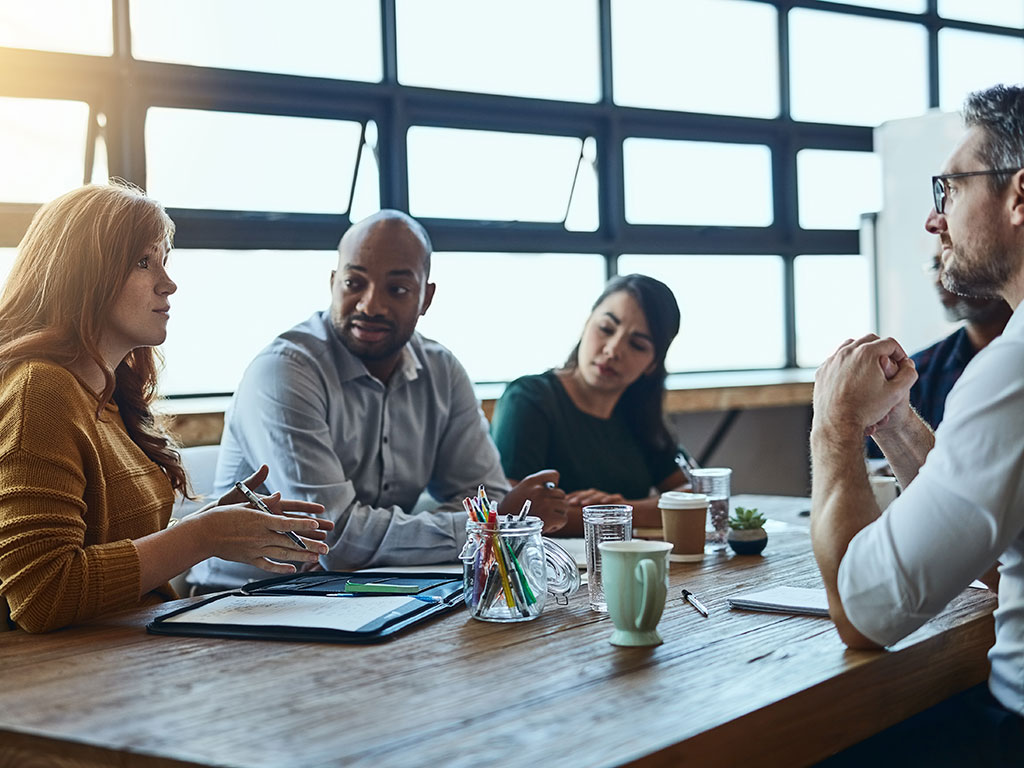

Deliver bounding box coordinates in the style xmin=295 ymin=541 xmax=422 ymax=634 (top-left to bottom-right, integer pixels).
xmin=872 ymin=110 xmax=965 ymax=355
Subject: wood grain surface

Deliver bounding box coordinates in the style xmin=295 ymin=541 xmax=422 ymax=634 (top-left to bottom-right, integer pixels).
xmin=0 ymin=525 xmax=995 ymax=768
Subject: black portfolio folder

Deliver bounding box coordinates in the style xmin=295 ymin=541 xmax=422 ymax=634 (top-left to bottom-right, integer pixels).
xmin=147 ymin=570 xmax=464 ymax=643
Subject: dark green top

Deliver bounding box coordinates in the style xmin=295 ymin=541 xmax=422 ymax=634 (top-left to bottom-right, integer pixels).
xmin=491 ymin=370 xmax=678 ymax=499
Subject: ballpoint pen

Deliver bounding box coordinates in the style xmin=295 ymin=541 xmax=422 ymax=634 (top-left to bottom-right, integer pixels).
xmin=516 ymin=499 xmax=532 ymax=521
xmin=676 ymin=446 xmax=700 ymax=485
xmin=681 ymin=589 xmax=709 ymax=617
xmin=234 ymin=481 xmax=308 ymax=550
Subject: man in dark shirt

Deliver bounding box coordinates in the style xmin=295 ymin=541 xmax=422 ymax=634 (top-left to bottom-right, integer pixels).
xmin=867 ymin=249 xmax=1010 ymax=459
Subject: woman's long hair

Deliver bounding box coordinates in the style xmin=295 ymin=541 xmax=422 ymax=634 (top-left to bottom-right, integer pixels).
xmin=562 ymin=274 xmax=681 ymax=455
xmin=0 ymin=182 xmax=188 ymax=494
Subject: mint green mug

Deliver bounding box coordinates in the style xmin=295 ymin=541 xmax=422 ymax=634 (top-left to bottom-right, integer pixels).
xmin=598 ymin=540 xmax=673 ymax=647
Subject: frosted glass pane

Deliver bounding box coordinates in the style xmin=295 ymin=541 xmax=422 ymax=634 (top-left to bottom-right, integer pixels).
xmin=790 ymin=9 xmax=928 ymax=126
xmin=0 ymin=0 xmax=112 ymax=55
xmin=797 ymin=150 xmax=882 ymax=230
xmin=407 ymin=128 xmax=591 ymax=222
xmin=146 ymin=108 xmax=364 ymax=213
xmin=89 ymin=133 xmax=109 ymax=186
xmin=130 ymin=0 xmax=381 ymax=81
xmin=416 ymin=253 xmax=606 ymax=383
xmin=397 ymin=0 xmax=599 ymax=102
xmin=612 ymin=0 xmax=778 ymax=118
xmin=795 ymin=255 xmax=872 ymax=367
xmin=938 ymin=0 xmax=1024 ymax=28
xmin=160 ymin=250 xmax=338 ymax=395
xmin=624 ymin=139 xmax=773 ymax=226
xmin=0 ymin=97 xmax=89 ymax=203
xmin=565 ymin=137 xmax=600 ymax=232
xmin=349 ymin=133 xmax=381 ymax=224
xmin=617 ymin=255 xmax=786 ymax=371
xmin=939 ymin=30 xmax=1024 ymax=112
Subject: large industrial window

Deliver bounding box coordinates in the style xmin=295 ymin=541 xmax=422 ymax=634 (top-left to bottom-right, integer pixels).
xmin=2 ymin=0 xmax=1023 ymax=396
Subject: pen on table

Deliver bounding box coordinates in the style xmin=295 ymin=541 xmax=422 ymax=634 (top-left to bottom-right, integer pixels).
xmin=681 ymin=589 xmax=709 ymax=617
xmin=234 ymin=481 xmax=308 ymax=550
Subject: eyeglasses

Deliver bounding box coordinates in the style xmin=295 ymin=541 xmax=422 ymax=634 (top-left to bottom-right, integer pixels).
xmin=932 ymin=169 xmax=1021 ymax=214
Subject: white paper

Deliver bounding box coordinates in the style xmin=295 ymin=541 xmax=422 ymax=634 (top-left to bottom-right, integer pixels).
xmin=728 ymin=586 xmax=830 ymax=617
xmin=555 ymin=538 xmax=588 ymax=568
xmin=163 ymin=594 xmax=419 ymax=632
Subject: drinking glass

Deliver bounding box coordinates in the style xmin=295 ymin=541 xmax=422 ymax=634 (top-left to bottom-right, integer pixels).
xmin=583 ymin=504 xmax=632 ymax=612
xmin=690 ymin=468 xmax=732 ymax=552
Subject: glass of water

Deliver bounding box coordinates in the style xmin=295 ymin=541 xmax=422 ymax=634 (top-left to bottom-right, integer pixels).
xmin=690 ymin=468 xmax=732 ymax=552
xmin=583 ymin=504 xmax=633 ymax=612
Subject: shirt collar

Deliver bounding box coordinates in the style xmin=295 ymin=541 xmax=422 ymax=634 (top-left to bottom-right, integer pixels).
xmin=1002 ymin=304 xmax=1024 ymax=338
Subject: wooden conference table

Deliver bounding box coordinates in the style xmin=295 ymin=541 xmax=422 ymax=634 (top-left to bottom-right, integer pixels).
xmin=0 ymin=498 xmax=996 ymax=768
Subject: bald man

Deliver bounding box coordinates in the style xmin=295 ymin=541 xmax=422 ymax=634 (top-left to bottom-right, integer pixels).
xmin=190 ymin=211 xmax=565 ymax=588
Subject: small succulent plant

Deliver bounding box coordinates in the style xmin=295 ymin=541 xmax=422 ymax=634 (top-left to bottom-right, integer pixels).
xmin=729 ymin=506 xmax=766 ymax=530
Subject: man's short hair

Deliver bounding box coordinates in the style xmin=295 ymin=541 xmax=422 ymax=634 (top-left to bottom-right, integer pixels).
xmin=963 ymin=84 xmax=1024 ymax=191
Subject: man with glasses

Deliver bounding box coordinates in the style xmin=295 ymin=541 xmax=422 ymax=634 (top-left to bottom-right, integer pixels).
xmin=812 ymin=84 xmax=1024 ymax=765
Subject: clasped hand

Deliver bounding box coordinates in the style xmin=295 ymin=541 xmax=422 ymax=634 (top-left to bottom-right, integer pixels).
xmin=814 ymin=334 xmax=918 ymax=437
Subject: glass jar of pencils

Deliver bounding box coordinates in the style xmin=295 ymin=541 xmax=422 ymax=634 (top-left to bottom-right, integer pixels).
xmin=460 ymin=517 xmax=580 ymax=622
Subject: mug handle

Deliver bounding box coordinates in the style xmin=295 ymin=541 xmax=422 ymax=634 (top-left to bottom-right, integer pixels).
xmin=634 ymin=558 xmax=659 ymax=630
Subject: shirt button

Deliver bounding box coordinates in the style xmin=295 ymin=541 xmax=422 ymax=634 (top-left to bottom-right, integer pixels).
xmin=383 ymin=483 xmax=390 ymax=491
xmin=383 ymin=436 xmax=389 ymax=444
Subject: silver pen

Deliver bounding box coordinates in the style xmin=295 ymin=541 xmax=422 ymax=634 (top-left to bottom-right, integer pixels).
xmin=516 ymin=499 xmax=532 ymax=521
xmin=234 ymin=482 xmax=307 ymax=550
xmin=681 ymin=589 xmax=709 ymax=617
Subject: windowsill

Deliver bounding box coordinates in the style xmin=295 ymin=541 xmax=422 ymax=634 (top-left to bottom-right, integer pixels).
xmin=156 ymin=368 xmax=816 ymax=418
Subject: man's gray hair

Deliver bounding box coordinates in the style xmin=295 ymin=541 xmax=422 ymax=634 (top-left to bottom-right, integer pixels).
xmin=963 ymin=84 xmax=1024 ymax=190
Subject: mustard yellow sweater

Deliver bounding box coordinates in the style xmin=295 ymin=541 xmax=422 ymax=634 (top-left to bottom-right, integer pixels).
xmin=0 ymin=360 xmax=176 ymax=633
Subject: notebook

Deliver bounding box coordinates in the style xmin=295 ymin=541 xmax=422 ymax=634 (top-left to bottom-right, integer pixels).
xmin=728 ymin=586 xmax=830 ymax=617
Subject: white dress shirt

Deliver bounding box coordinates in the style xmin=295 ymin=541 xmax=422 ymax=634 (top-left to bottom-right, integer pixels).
xmin=839 ymin=308 xmax=1024 ymax=716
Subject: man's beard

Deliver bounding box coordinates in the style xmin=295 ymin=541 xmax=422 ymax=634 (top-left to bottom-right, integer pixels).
xmin=940 ymin=242 xmax=1014 ymax=303
xmin=337 ymin=315 xmax=411 ymax=361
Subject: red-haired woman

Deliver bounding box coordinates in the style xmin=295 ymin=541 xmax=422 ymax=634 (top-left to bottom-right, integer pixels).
xmin=0 ymin=183 xmax=332 ymax=633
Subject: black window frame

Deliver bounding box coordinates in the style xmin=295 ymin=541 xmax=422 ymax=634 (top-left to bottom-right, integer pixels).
xmin=1 ymin=0 xmax=1023 ymax=397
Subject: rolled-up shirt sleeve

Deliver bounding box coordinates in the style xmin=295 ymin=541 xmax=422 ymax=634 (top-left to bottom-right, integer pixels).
xmin=838 ymin=337 xmax=1024 ymax=646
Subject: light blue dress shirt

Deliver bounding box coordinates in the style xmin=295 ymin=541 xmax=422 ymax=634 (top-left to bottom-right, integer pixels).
xmin=189 ymin=311 xmax=508 ymax=587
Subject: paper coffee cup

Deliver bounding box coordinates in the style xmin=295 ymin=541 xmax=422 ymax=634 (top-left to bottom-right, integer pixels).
xmin=659 ymin=492 xmax=708 ymax=562
xmin=869 ymin=475 xmax=899 ymax=510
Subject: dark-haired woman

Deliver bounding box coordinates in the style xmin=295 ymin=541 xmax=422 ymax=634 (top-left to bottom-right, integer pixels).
xmin=492 ymin=274 xmax=688 ymax=535
xmin=0 ymin=183 xmax=332 ymax=633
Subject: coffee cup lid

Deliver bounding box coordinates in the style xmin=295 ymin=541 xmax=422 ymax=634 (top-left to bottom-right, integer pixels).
xmin=658 ymin=491 xmax=708 ymax=510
